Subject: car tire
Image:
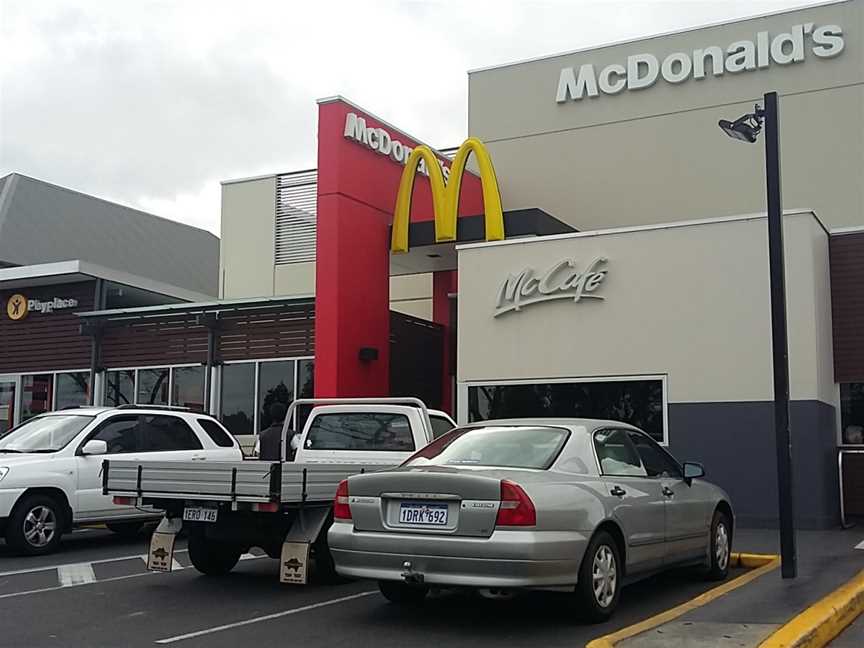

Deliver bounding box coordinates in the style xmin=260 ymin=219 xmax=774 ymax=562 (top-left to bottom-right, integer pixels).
xmin=105 ymin=521 xmax=145 ymax=538
xmin=705 ymin=510 xmax=732 ymax=581
xmin=311 ymin=535 xmax=339 ymax=583
xmin=576 ymin=530 xmax=622 ymax=623
xmin=6 ymin=494 xmax=65 ymax=556
xmin=187 ymin=531 xmax=241 ymax=576
xmin=378 ymin=580 xmax=429 ymax=605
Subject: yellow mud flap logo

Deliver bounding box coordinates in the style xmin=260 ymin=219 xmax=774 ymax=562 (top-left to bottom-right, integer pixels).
xmin=280 ymin=541 xmax=310 ymax=585
xmin=148 ymin=531 xmax=177 ymax=572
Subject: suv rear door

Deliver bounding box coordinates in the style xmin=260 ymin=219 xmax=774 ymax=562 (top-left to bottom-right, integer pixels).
xmin=76 ymin=414 xmax=206 ymax=520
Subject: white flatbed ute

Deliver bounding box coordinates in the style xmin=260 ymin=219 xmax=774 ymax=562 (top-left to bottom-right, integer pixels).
xmin=103 ymin=398 xmax=455 ymax=583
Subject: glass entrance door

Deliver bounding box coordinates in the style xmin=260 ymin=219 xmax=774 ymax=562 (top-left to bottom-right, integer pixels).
xmin=0 ymin=376 xmax=19 ymax=435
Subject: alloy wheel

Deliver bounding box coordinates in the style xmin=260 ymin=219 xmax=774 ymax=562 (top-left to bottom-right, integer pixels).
xmin=592 ymin=544 xmax=617 ymax=608
xmin=715 ymin=522 xmax=730 ymax=571
xmin=23 ymin=506 xmax=57 ymax=548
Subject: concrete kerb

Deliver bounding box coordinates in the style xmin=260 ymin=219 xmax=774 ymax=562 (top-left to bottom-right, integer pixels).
xmin=758 ymin=568 xmax=864 ymax=648
xmin=586 ymin=553 xmax=780 ymax=648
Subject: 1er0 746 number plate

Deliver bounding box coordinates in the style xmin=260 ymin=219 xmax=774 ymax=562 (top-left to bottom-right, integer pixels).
xmin=399 ymin=502 xmax=448 ymax=526
xmin=183 ymin=507 xmax=218 ymax=523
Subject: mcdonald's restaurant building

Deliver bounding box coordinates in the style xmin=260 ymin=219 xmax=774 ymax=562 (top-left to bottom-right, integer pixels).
xmin=2 ymin=0 xmax=864 ymax=529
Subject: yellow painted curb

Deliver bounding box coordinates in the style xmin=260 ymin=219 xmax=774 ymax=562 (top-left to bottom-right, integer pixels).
xmin=758 ymin=568 xmax=864 ymax=648
xmin=586 ymin=552 xmax=781 ymax=648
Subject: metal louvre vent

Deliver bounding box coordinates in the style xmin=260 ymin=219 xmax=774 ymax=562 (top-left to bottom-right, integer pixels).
xmin=276 ymin=170 xmax=317 ymax=265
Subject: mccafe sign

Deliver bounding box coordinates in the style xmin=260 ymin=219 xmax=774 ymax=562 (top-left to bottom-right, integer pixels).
xmin=494 ymin=257 xmax=608 ymax=317
xmin=556 ymin=23 xmax=844 ymax=102
xmin=5 ymin=294 xmax=79 ymax=321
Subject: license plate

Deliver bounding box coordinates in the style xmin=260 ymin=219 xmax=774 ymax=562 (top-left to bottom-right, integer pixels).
xmin=183 ymin=507 xmax=218 ymax=523
xmin=399 ymin=502 xmax=448 ymax=526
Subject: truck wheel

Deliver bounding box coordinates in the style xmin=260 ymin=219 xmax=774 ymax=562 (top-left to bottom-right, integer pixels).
xmin=311 ymin=533 xmax=339 ymax=583
xmin=106 ymin=521 xmax=145 ymax=538
xmin=378 ymin=580 xmax=428 ymax=605
xmin=6 ymin=494 xmax=65 ymax=556
xmin=188 ymin=533 xmax=241 ymax=576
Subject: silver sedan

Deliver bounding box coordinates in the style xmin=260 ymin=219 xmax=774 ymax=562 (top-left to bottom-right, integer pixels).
xmin=328 ymin=419 xmax=734 ymax=621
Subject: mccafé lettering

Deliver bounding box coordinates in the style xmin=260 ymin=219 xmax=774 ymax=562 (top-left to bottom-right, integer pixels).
xmin=495 ymin=257 xmax=608 ymax=317
xmin=343 ymin=112 xmax=450 ymax=180
xmin=556 ymin=23 xmax=844 ymax=102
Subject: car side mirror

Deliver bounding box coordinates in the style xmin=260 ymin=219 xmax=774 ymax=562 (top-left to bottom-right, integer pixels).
xmin=683 ymin=461 xmax=705 ymax=482
xmin=81 ymin=440 xmax=108 ymax=456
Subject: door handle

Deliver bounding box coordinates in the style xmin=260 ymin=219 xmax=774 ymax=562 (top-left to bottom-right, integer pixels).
xmin=662 ymin=486 xmax=675 ymax=497
xmin=610 ymin=486 xmax=626 ymax=497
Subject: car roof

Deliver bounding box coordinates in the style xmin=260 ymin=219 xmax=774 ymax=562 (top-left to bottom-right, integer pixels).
xmin=41 ymin=406 xmax=214 ymax=418
xmin=462 ymin=417 xmax=644 ymax=432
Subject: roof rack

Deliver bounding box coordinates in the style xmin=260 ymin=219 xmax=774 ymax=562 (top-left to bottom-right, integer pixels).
xmin=115 ymin=404 xmax=192 ymax=412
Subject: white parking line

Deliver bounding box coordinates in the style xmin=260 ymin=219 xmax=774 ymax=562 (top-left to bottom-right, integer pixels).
xmin=58 ymin=563 xmax=96 ymax=586
xmin=0 ymin=570 xmax=158 ymax=600
xmin=0 ymin=549 xmax=189 ymax=579
xmin=154 ymin=591 xmax=378 ymax=644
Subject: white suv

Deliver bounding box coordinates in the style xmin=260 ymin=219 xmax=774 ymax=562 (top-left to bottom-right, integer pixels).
xmin=0 ymin=405 xmax=242 ymax=555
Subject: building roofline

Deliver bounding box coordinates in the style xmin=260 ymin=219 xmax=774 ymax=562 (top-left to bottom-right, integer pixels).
xmin=0 ymin=172 xmax=218 ymax=240
xmin=831 ymin=225 xmax=864 ymax=235
xmin=77 ymin=294 xmax=315 ymax=319
xmin=456 ymin=209 xmax=824 ymax=251
xmin=220 ymin=168 xmax=318 ymax=186
xmin=0 ymin=260 xmax=214 ymax=302
xmin=467 ymin=0 xmax=851 ymax=75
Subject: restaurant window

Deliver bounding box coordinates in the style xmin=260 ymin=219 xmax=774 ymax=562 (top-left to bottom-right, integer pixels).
xmin=21 ymin=374 xmax=53 ymax=421
xmin=0 ymin=379 xmax=16 ymax=434
xmin=221 ymin=363 xmax=255 ymax=436
xmin=55 ymin=372 xmax=90 ymax=410
xmin=841 ymin=383 xmax=864 ymax=445
xmin=218 ymin=358 xmax=313 ymax=436
xmin=467 ymin=378 xmax=666 ymax=443
xmin=258 ymin=360 xmax=295 ymax=432
xmin=105 ymin=370 xmax=135 ymax=407
xmin=137 ymin=368 xmax=169 ymax=406
xmin=172 ymin=366 xmax=205 ymax=412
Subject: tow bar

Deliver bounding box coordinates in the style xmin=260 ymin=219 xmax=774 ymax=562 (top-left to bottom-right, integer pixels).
xmin=401 ymin=561 xmax=425 ymax=585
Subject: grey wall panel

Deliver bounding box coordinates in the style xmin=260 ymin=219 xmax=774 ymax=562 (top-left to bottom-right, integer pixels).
xmin=668 ymin=400 xmax=838 ymax=529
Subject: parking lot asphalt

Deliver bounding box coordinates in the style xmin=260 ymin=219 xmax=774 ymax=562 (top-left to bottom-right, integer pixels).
xmin=0 ymin=528 xmax=746 ymax=648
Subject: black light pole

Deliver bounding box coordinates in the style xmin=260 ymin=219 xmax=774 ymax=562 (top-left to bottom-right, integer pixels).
xmin=719 ymin=91 xmax=797 ymax=579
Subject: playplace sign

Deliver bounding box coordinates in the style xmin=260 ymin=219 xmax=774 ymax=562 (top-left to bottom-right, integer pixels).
xmin=5 ymin=293 xmax=79 ymax=320
xmin=556 ymin=23 xmax=844 ymax=102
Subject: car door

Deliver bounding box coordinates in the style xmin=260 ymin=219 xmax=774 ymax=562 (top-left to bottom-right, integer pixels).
xmin=76 ymin=414 xmax=206 ymax=520
xmin=626 ymin=430 xmax=708 ymax=564
xmin=592 ymin=428 xmax=666 ymax=575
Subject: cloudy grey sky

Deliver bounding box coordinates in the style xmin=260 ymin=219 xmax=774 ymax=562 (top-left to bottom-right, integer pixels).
xmin=0 ymin=0 xmax=823 ymax=234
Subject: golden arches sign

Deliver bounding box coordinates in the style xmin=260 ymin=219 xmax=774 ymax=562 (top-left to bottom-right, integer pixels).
xmin=391 ymin=137 xmax=505 ymax=254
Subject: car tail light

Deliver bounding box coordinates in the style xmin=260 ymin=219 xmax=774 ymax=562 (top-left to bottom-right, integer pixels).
xmin=496 ymin=480 xmax=536 ymax=527
xmin=334 ymin=479 xmax=352 ymax=520
xmin=252 ymin=501 xmax=280 ymax=513
xmin=113 ymin=496 xmax=135 ymax=506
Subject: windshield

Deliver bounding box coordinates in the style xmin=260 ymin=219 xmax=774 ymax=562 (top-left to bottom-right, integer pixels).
xmin=0 ymin=415 xmax=94 ymax=453
xmin=404 ymin=425 xmax=570 ymax=470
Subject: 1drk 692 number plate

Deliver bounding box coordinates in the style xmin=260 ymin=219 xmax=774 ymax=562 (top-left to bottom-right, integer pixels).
xmin=399 ymin=502 xmax=448 ymax=526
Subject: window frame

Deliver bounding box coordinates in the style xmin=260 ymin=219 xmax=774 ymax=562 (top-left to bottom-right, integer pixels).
xmin=840 ymin=382 xmax=864 ymax=447
xmin=458 ymin=374 xmax=669 ymax=445
xmin=304 ymin=411 xmax=416 ymax=453
xmin=591 ymin=427 xmax=649 ymax=478
xmin=103 ymin=363 xmax=206 ymax=410
xmin=625 ymin=428 xmax=683 ymax=479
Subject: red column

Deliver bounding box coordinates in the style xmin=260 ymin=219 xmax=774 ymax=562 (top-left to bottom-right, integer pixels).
xmin=433 ymin=270 xmax=458 ymax=414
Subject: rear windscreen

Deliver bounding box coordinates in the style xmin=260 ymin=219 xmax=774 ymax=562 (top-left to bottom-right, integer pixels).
xmin=304 ymin=413 xmax=415 ymax=452
xmin=404 ymin=426 xmax=569 ymax=470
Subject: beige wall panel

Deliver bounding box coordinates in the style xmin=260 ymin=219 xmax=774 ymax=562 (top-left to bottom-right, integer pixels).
xmin=274 ymin=261 xmax=316 ymax=296
xmin=457 ymin=212 xmax=831 ymax=405
xmin=390 ymin=273 xmax=433 ymax=301
xmin=469 ymin=1 xmax=864 ymax=231
xmin=220 ymin=177 xmax=276 ymax=299
xmin=391 ymin=299 xmax=433 ymax=320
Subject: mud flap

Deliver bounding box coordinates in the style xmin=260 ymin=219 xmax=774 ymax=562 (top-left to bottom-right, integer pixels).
xmin=279 ymin=507 xmax=331 ymax=585
xmin=147 ymin=517 xmax=183 ymax=572
xmin=280 ymin=542 xmax=311 ymax=584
